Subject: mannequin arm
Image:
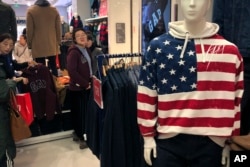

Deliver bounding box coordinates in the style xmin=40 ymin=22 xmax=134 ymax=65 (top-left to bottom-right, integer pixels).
xmin=143 ymin=137 xmax=157 ymax=166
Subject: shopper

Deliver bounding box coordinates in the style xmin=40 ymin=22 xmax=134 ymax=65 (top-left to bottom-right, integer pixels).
xmin=26 ymin=0 xmax=61 ymax=76
xmin=0 ymin=33 xmax=16 ymax=167
xmin=137 ymin=0 xmax=244 ymax=167
xmin=86 ymin=31 xmax=104 ymax=76
xmin=67 ymin=28 xmax=92 ymax=149
xmin=12 ymin=34 xmax=33 ymax=72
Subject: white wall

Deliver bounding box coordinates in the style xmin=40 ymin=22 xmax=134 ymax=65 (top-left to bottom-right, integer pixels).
xmin=12 ymin=5 xmax=68 ymax=22
xmin=107 ymin=0 xmax=131 ymax=54
xmin=71 ymin=0 xmax=90 ymax=24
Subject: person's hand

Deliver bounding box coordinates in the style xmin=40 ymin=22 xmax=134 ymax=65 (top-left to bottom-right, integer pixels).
xmin=143 ymin=137 xmax=157 ymax=166
xmin=12 ymin=77 xmax=23 ymax=82
xmin=221 ymin=145 xmax=230 ymax=167
xmin=22 ymin=77 xmax=29 ymax=85
xmin=28 ymin=60 xmax=38 ymax=67
xmin=86 ymin=82 xmax=91 ymax=90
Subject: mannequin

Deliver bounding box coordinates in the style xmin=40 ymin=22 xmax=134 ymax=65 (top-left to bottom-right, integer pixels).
xmin=26 ymin=0 xmax=61 ymax=76
xmin=70 ymin=12 xmax=83 ymax=29
xmin=61 ymin=16 xmax=69 ymax=38
xmin=137 ymin=0 xmax=244 ymax=167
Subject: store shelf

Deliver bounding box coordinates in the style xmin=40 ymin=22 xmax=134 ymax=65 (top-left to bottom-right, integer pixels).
xmin=85 ymin=15 xmax=108 ymax=22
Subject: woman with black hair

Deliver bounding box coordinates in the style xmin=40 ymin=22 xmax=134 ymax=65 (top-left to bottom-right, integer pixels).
xmin=0 ymin=33 xmax=16 ymax=167
xmin=67 ymin=28 xmax=92 ymax=149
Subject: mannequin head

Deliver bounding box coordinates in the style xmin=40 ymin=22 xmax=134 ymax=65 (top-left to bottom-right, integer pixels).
xmin=74 ymin=12 xmax=78 ymax=20
xmin=60 ymin=16 xmax=65 ymax=23
xmin=178 ymin=0 xmax=211 ymax=35
xmin=69 ymin=26 xmax=74 ymax=33
xmin=180 ymin=0 xmax=211 ymax=24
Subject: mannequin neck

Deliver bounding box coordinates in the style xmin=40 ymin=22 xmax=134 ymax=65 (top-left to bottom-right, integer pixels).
xmin=183 ymin=19 xmax=207 ymax=36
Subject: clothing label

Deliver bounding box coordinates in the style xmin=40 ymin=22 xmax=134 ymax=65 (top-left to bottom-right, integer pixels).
xmin=92 ymin=76 xmax=103 ymax=109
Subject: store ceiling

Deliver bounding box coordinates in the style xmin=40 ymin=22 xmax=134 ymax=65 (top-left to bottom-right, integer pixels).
xmin=2 ymin=0 xmax=71 ymax=6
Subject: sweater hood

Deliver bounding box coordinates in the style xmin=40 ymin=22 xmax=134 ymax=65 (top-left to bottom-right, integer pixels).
xmin=168 ymin=21 xmax=219 ymax=60
xmin=35 ymin=0 xmax=50 ymax=7
xmin=67 ymin=45 xmax=84 ymax=56
xmin=169 ymin=21 xmax=219 ymax=39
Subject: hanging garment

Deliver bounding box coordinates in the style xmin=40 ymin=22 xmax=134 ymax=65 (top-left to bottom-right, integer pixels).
xmin=21 ymin=64 xmax=61 ymax=120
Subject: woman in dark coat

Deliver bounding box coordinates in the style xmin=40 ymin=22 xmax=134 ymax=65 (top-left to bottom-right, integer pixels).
xmin=67 ymin=28 xmax=92 ymax=149
xmin=0 ymin=33 xmax=16 ymax=167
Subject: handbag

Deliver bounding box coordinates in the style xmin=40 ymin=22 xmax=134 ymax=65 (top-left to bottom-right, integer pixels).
xmin=16 ymin=93 xmax=34 ymax=126
xmin=9 ymin=90 xmax=32 ymax=142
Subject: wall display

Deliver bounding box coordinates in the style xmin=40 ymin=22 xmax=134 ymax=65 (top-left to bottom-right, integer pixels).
xmin=116 ymin=23 xmax=125 ymax=43
xmin=141 ymin=0 xmax=171 ymax=53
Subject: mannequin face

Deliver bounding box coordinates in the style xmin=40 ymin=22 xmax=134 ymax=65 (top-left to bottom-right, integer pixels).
xmin=60 ymin=16 xmax=64 ymax=23
xmin=69 ymin=26 xmax=74 ymax=33
xmin=180 ymin=0 xmax=210 ymax=23
xmin=74 ymin=12 xmax=78 ymax=18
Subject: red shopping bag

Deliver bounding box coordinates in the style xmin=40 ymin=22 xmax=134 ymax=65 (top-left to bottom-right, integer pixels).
xmin=16 ymin=93 xmax=34 ymax=126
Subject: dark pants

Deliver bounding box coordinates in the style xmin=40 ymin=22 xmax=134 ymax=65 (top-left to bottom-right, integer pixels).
xmin=0 ymin=155 xmax=7 ymax=167
xmin=152 ymin=134 xmax=223 ymax=167
xmin=35 ymin=56 xmax=58 ymax=76
xmin=69 ymin=89 xmax=90 ymax=140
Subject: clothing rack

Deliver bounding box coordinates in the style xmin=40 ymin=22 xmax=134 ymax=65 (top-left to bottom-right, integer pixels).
xmin=88 ymin=52 xmax=145 ymax=167
xmin=96 ymin=53 xmax=142 ymax=79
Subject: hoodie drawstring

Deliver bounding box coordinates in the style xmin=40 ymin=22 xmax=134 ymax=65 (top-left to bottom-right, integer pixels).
xmin=180 ymin=32 xmax=189 ymax=59
xmin=200 ymin=38 xmax=206 ymax=63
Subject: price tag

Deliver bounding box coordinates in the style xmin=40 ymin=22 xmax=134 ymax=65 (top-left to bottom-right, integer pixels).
xmin=92 ymin=76 xmax=103 ymax=109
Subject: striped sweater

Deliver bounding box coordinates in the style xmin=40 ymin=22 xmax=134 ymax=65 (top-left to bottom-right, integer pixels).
xmin=137 ymin=22 xmax=244 ymax=139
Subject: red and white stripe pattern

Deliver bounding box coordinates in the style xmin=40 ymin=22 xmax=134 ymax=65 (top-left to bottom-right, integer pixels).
xmin=137 ymin=34 xmax=244 ymax=138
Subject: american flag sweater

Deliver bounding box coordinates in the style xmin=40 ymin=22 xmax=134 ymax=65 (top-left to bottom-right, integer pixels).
xmin=137 ymin=29 xmax=244 ymax=138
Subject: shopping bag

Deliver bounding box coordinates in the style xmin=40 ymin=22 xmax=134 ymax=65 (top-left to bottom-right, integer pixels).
xmin=16 ymin=93 xmax=34 ymax=126
xmin=9 ymin=90 xmax=32 ymax=142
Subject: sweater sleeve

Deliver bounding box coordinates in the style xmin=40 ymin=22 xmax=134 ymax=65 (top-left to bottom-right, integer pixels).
xmin=137 ymin=41 xmax=158 ymax=137
xmin=232 ymin=47 xmax=244 ymax=136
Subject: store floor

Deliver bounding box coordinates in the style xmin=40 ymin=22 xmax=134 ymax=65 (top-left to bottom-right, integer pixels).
xmin=14 ymin=138 xmax=100 ymax=167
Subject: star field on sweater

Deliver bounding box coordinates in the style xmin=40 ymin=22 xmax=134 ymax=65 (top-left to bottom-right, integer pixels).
xmin=139 ymin=34 xmax=198 ymax=94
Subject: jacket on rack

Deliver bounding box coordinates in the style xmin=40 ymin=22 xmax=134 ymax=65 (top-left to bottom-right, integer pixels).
xmin=137 ymin=21 xmax=244 ymax=141
xmin=21 ymin=64 xmax=60 ymax=120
